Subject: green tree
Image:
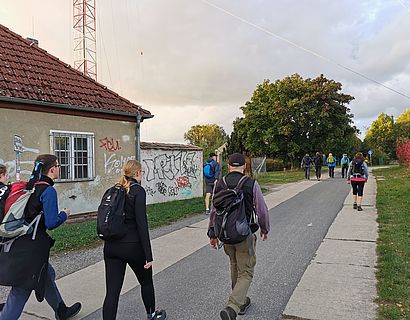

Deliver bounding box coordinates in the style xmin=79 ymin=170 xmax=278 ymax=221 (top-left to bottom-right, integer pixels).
xmin=233 ymin=74 xmax=356 ymax=165
xmin=184 ymin=124 xmax=227 ymax=159
xmin=365 ymin=113 xmax=396 ymax=159
xmin=395 ymin=108 xmax=410 ymax=143
xmin=226 ymin=117 xmax=247 ymax=155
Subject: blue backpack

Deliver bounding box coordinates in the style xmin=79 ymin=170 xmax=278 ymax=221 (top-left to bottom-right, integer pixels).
xmin=203 ymin=160 xmax=216 ymax=179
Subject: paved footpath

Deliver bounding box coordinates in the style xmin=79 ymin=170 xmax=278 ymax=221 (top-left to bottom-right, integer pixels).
xmin=19 ymin=171 xmax=377 ymax=320
xmin=283 ymin=172 xmax=378 ymax=320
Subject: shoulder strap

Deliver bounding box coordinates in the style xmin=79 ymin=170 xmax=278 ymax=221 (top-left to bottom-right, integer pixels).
xmin=221 ymin=177 xmax=228 ymax=189
xmin=234 ymin=176 xmax=248 ymax=191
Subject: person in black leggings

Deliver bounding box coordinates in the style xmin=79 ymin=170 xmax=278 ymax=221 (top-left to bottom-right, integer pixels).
xmin=347 ymin=153 xmax=369 ymax=211
xmin=102 ymin=160 xmax=166 ymax=320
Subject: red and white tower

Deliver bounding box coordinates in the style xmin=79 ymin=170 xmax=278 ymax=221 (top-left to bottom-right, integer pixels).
xmin=73 ymin=0 xmax=97 ymax=80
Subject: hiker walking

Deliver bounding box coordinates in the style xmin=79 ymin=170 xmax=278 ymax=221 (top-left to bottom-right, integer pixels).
xmin=340 ymin=154 xmax=350 ymax=178
xmin=101 ymin=160 xmax=166 ymax=320
xmin=347 ymin=152 xmax=369 ymax=211
xmin=326 ymin=153 xmax=337 ymax=178
xmin=203 ymin=152 xmax=220 ymax=214
xmin=207 ymin=153 xmax=270 ymax=320
xmin=313 ymin=152 xmax=324 ymax=181
xmin=0 ymin=155 xmax=81 ymax=320
xmin=300 ymin=154 xmax=313 ymax=180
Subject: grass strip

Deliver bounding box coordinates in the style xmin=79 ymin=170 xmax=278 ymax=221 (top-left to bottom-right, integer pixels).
xmin=256 ymin=169 xmax=306 ymax=185
xmin=374 ymin=166 xmax=410 ymax=320
xmin=49 ymin=196 xmax=204 ymax=254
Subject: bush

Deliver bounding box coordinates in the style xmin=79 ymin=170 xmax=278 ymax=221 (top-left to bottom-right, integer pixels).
xmin=397 ymin=139 xmax=410 ymax=167
xmin=266 ymin=159 xmax=285 ymax=171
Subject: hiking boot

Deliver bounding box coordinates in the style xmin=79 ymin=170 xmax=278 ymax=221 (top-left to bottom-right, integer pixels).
xmin=220 ymin=307 xmax=237 ymax=320
xmin=353 ymin=203 xmax=358 ymax=209
xmin=357 ymin=205 xmax=363 ymax=211
xmin=148 ymin=309 xmax=167 ymax=320
xmin=205 ymin=209 xmax=210 ymax=215
xmin=238 ymin=297 xmax=251 ymax=315
xmin=55 ymin=302 xmax=82 ymax=320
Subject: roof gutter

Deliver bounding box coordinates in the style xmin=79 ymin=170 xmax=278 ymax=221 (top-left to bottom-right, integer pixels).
xmin=0 ymin=96 xmax=154 ymax=120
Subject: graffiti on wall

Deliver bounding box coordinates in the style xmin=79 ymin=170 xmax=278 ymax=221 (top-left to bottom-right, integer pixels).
xmin=0 ymin=136 xmax=39 ymax=178
xmin=142 ymin=150 xmax=202 ymax=202
xmin=99 ymin=137 xmax=122 ymax=152
xmin=104 ymin=153 xmax=135 ymax=174
xmin=143 ymin=151 xmax=199 ymax=182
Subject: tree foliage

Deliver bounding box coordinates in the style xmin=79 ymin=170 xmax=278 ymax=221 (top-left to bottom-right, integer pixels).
xmin=365 ymin=113 xmax=395 ymax=158
xmin=184 ymin=124 xmax=227 ymax=159
xmin=395 ymin=108 xmax=410 ymax=144
xmin=229 ymin=74 xmax=356 ymax=164
xmin=365 ymin=109 xmax=410 ymax=160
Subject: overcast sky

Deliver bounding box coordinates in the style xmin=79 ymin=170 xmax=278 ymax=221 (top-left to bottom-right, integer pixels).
xmin=1 ymin=0 xmax=409 ymax=143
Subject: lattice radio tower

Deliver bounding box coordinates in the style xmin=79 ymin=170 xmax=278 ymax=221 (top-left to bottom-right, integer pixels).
xmin=73 ymin=0 xmax=97 ymax=80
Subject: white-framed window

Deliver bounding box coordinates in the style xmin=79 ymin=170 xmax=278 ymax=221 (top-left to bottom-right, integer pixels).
xmin=50 ymin=130 xmax=95 ymax=182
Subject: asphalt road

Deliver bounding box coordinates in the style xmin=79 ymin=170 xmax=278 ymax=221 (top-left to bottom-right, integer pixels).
xmin=84 ymin=176 xmax=350 ymax=320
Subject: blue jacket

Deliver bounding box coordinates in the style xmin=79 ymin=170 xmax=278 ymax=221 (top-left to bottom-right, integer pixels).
xmin=326 ymin=156 xmax=337 ymax=167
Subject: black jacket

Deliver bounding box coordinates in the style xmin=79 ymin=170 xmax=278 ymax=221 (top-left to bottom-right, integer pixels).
xmin=111 ymin=179 xmax=153 ymax=262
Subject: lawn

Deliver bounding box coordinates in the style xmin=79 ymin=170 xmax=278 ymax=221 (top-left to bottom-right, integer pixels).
xmin=256 ymin=169 xmax=306 ymax=186
xmin=374 ymin=166 xmax=410 ymax=320
xmin=49 ymin=196 xmax=205 ymax=254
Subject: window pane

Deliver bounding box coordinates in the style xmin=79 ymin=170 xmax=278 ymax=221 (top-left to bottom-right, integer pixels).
xmin=53 ymin=132 xmax=93 ymax=181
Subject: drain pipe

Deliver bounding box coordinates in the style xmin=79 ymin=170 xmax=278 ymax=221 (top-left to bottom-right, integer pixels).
xmin=135 ymin=113 xmax=142 ymax=161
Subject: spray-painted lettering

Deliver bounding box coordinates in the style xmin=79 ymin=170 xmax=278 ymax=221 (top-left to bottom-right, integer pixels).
xmin=143 ymin=151 xmax=199 ymax=182
xmin=99 ymin=137 xmax=122 ymax=152
xmin=104 ymin=153 xmax=135 ymax=174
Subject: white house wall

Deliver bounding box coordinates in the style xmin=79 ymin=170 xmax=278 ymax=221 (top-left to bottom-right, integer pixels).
xmin=141 ymin=148 xmax=203 ymax=204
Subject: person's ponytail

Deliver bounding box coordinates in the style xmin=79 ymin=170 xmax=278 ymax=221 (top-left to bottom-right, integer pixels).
xmin=116 ymin=160 xmax=142 ymax=193
xmin=117 ymin=175 xmax=131 ymax=193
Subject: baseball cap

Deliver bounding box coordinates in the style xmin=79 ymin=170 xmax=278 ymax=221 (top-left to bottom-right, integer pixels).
xmin=228 ymin=153 xmax=245 ymax=167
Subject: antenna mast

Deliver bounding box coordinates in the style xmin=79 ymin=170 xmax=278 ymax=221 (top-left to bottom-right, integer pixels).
xmin=73 ymin=0 xmax=97 ymax=80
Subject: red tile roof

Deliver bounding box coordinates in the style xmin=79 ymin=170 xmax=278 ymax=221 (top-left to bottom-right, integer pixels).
xmin=0 ymin=24 xmax=151 ymax=118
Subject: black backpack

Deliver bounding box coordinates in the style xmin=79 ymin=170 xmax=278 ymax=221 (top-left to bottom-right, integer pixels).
xmin=303 ymin=156 xmax=312 ymax=166
xmin=351 ymin=160 xmax=365 ymax=178
xmin=97 ymin=184 xmax=135 ymax=241
xmin=212 ymin=176 xmax=258 ymax=245
xmin=314 ymin=156 xmax=323 ymax=165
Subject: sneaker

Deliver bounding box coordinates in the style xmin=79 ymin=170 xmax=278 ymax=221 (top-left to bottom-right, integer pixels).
xmin=56 ymin=302 xmax=82 ymax=320
xmin=238 ymin=297 xmax=251 ymax=315
xmin=353 ymin=203 xmax=357 ymax=209
xmin=148 ymin=309 xmax=167 ymax=320
xmin=357 ymin=206 xmax=363 ymax=211
xmin=220 ymin=307 xmax=237 ymax=320
xmin=205 ymin=209 xmax=210 ymax=215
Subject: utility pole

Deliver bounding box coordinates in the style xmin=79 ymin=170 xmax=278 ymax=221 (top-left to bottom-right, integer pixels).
xmin=73 ymin=0 xmax=97 ymax=80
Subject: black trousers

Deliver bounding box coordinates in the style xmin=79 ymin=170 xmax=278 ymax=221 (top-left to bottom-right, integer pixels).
xmin=315 ymin=166 xmax=322 ymax=179
xmin=341 ymin=164 xmax=349 ymax=178
xmin=103 ymin=241 xmax=155 ymax=319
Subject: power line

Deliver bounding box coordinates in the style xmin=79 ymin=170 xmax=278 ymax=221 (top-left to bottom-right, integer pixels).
xmin=200 ymin=0 xmax=410 ymax=100
xmin=397 ymin=0 xmax=410 ymax=12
